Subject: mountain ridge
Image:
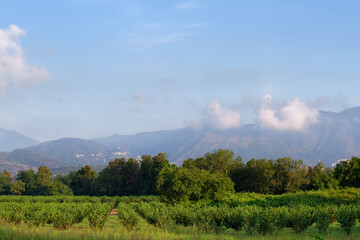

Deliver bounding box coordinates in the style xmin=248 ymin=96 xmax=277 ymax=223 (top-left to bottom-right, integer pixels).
xmin=1 ymin=107 xmax=360 ymax=174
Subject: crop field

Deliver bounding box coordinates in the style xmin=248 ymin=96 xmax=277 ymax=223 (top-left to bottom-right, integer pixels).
xmin=1 ymin=189 xmax=360 ymax=240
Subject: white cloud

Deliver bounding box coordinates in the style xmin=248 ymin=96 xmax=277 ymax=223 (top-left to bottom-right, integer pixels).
xmin=202 ymin=99 xmax=241 ymax=130
xmin=259 ymin=95 xmax=319 ymax=131
xmin=0 ymin=25 xmax=49 ymax=95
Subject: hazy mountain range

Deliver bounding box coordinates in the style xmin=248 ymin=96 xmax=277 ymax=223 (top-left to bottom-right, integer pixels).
xmin=0 ymin=107 xmax=360 ymax=174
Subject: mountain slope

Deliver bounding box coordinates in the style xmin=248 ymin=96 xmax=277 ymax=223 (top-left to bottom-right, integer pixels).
xmin=0 ymin=128 xmax=39 ymax=152
xmin=0 ymin=138 xmax=137 ymax=174
xmin=2 ymin=107 xmax=360 ymax=175
xmin=95 ymin=107 xmax=360 ymax=166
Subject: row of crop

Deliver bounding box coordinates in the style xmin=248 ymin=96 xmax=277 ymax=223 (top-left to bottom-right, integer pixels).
xmin=0 ymin=195 xmax=159 ymax=205
xmin=117 ymin=202 xmax=360 ymax=236
xmin=0 ymin=202 xmax=112 ymax=229
xmin=0 ymin=195 xmax=118 ymax=204
xmin=220 ymin=188 xmax=360 ymax=208
xmin=1 ymin=188 xmax=359 ymax=206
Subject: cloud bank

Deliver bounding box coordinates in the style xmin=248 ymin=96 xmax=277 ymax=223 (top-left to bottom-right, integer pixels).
xmin=259 ymin=95 xmax=319 ymax=131
xmin=0 ymin=25 xmax=49 ymax=94
xmin=202 ymin=99 xmax=241 ymax=130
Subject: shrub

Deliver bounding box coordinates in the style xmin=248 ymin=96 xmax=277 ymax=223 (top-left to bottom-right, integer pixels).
xmin=133 ymin=202 xmax=173 ymax=227
xmin=336 ymin=205 xmax=357 ymax=235
xmin=288 ymin=205 xmax=315 ymax=234
xmin=223 ymin=206 xmax=244 ymax=231
xmin=87 ymin=203 xmax=112 ymax=229
xmin=314 ymin=205 xmax=336 ymax=234
xmin=51 ymin=204 xmax=76 ymax=229
xmin=274 ymin=206 xmax=291 ymax=230
xmin=171 ymin=203 xmax=196 ymax=227
xmin=256 ymin=207 xmax=276 ymax=236
xmin=73 ymin=203 xmax=91 ymax=224
xmin=117 ymin=203 xmax=141 ymax=230
xmin=242 ymin=206 xmax=261 ymax=235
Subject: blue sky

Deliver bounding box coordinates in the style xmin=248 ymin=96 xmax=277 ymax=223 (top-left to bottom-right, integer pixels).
xmin=0 ymin=0 xmax=359 ymax=141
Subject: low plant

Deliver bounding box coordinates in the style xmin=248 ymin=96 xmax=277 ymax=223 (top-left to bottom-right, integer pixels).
xmin=336 ymin=204 xmax=357 ymax=235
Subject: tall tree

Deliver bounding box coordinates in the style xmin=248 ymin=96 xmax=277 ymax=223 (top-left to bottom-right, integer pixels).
xmin=120 ymin=158 xmax=140 ymax=195
xmin=97 ymin=158 xmax=139 ymax=196
xmin=139 ymin=153 xmax=170 ymax=195
xmin=203 ymin=149 xmax=235 ymax=174
xmin=334 ymin=157 xmax=360 ymax=187
xmin=10 ymin=180 xmax=25 ymax=195
xmin=0 ymin=170 xmax=11 ymax=194
xmin=157 ymin=164 xmax=234 ymax=202
xmin=16 ymin=169 xmax=37 ymax=195
xmin=36 ymin=166 xmax=54 ymax=195
xmin=70 ymin=165 xmax=97 ymax=195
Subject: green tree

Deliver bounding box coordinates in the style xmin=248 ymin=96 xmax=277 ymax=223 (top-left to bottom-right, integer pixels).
xmin=306 ymin=162 xmax=338 ymax=190
xmin=70 ymin=165 xmax=97 ymax=195
xmin=240 ymin=159 xmax=274 ymax=194
xmin=0 ymin=170 xmax=11 ymax=194
xmin=120 ymin=158 xmax=140 ymax=195
xmin=10 ymin=180 xmax=25 ymax=195
xmin=97 ymin=158 xmax=139 ymax=196
xmin=139 ymin=153 xmax=170 ymax=195
xmin=36 ymin=166 xmax=54 ymax=195
xmin=334 ymin=157 xmax=360 ymax=188
xmin=203 ymin=149 xmax=235 ymax=174
xmin=139 ymin=155 xmax=153 ymax=195
xmin=271 ymin=158 xmax=308 ymax=194
xmin=157 ymin=164 xmax=234 ymax=202
xmin=193 ymin=149 xmax=235 ymax=174
xmin=16 ymin=169 xmax=37 ymax=195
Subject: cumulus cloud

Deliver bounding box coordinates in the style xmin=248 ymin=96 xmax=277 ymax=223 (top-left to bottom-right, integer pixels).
xmin=259 ymin=95 xmax=319 ymax=131
xmin=0 ymin=25 xmax=49 ymax=95
xmin=202 ymin=99 xmax=241 ymax=130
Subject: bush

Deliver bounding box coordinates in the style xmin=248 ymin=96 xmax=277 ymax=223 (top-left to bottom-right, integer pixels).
xmin=0 ymin=203 xmax=25 ymax=224
xmin=171 ymin=203 xmax=196 ymax=227
xmin=87 ymin=203 xmax=112 ymax=229
xmin=336 ymin=205 xmax=357 ymax=235
xmin=223 ymin=206 xmax=244 ymax=231
xmin=195 ymin=206 xmax=229 ymax=233
xmin=274 ymin=206 xmax=291 ymax=230
xmin=256 ymin=207 xmax=276 ymax=236
xmin=117 ymin=203 xmax=141 ymax=230
xmin=242 ymin=206 xmax=261 ymax=235
xmin=288 ymin=205 xmax=315 ymax=233
xmin=51 ymin=204 xmax=76 ymax=229
xmin=133 ymin=202 xmax=173 ymax=227
xmin=314 ymin=205 xmax=336 ymax=234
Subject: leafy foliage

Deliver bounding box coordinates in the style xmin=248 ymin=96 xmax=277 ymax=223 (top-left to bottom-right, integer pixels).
xmin=336 ymin=204 xmax=357 ymax=235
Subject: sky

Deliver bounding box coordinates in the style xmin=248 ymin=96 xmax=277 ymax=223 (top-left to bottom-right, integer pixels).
xmin=0 ymin=0 xmax=359 ymax=141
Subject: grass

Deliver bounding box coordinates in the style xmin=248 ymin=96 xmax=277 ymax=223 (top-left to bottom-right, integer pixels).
xmin=1 ymin=216 xmax=360 ymax=240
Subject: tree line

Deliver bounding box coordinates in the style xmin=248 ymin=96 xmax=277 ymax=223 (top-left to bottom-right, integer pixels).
xmin=0 ymin=149 xmax=359 ymax=201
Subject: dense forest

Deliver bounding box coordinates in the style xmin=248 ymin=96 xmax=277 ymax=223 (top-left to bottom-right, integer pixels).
xmin=0 ymin=149 xmax=359 ymax=202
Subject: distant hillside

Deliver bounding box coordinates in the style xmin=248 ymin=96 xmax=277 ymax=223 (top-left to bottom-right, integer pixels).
xmin=0 ymin=128 xmax=39 ymax=152
xmin=1 ymin=107 xmax=360 ymax=175
xmin=26 ymin=138 xmax=110 ymax=166
xmin=95 ymin=107 xmax=360 ymax=166
xmin=0 ymin=138 xmax=138 ymax=175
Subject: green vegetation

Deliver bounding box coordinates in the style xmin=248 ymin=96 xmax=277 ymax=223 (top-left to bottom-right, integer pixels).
xmin=2 ymin=150 xmax=360 ymax=200
xmin=0 ymin=191 xmax=360 ymax=239
xmin=1 ymin=150 xmax=360 ymax=239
